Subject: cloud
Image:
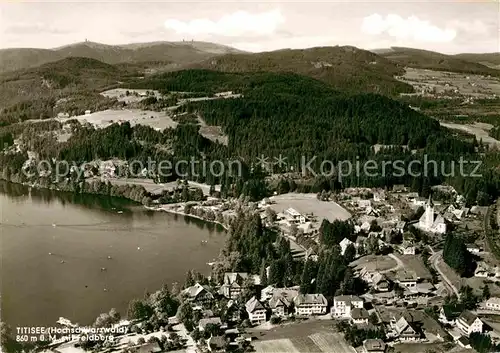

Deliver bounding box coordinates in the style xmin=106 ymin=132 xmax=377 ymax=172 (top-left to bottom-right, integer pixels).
xmin=362 ymin=14 xmax=457 ymax=43
xmin=164 ymin=9 xmax=285 ymax=37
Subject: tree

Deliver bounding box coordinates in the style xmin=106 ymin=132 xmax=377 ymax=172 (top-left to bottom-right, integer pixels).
xmin=127 ymin=299 xmax=154 ymax=321
xmin=300 ymin=258 xmax=317 ymax=294
xmin=260 ymin=261 xmax=268 ymax=287
xmin=176 ymin=302 xmax=193 ymax=324
xmin=109 ymin=308 xmax=121 ymax=323
xmin=185 ymin=270 xmax=195 ymax=287
xmin=344 ymin=243 xmax=356 ymax=263
xmin=0 ymin=322 xmax=22 ymax=353
xmin=460 ymin=285 xmax=479 ymax=310
xmin=443 ymin=233 xmax=474 ymax=276
xmin=483 ymin=285 xmax=491 ymax=300
xmin=265 ymin=207 xmax=277 ymax=223
xmin=152 ymin=285 xmax=180 ymax=317
xmin=94 ymin=313 xmax=113 ymax=328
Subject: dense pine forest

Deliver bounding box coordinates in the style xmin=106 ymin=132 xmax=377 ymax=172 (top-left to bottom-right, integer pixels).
xmin=0 ymin=69 xmax=499 ymax=205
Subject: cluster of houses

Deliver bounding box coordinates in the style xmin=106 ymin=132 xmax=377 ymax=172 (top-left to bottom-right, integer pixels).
xmin=181 ymin=272 xmax=330 ymax=327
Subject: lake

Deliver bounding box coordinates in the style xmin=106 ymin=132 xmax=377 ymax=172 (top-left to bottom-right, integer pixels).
xmin=0 ymin=181 xmax=226 ymax=328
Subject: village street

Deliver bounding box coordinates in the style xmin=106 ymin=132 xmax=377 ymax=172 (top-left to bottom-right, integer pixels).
xmin=429 ymin=250 xmax=460 ymax=297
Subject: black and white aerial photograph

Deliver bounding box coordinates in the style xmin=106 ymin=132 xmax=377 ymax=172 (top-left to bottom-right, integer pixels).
xmin=0 ymin=1 xmax=499 ymax=352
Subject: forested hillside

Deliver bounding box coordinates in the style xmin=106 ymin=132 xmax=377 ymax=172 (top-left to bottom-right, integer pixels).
xmin=380 ymin=47 xmax=499 ymax=76
xmin=0 ymin=57 xmax=134 ymax=125
xmin=189 ymin=46 xmax=414 ymax=95
xmin=453 ymin=53 xmax=500 ymax=68
xmin=0 ymin=41 xmax=243 ymax=73
xmin=3 ymin=69 xmax=498 ymax=204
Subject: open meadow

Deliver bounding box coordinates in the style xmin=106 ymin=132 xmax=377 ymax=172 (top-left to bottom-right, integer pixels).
xmin=59 ymin=109 xmax=178 ymax=131
xmin=269 ymin=193 xmax=352 ymax=224
xmin=440 ymin=122 xmax=500 ymax=148
xmin=252 ymin=320 xmax=355 ymax=353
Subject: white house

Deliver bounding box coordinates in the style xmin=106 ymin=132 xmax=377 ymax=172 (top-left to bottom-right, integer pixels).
xmin=84 ymin=109 xmax=91 ymax=115
xmin=372 ymin=273 xmax=391 ymax=292
xmin=413 ymin=197 xmax=427 ymax=207
xmin=390 ymin=316 xmax=420 ymax=341
xmin=363 ymin=339 xmax=386 ymax=353
xmin=396 ymin=270 xmax=418 ymax=289
xmin=332 ymin=295 xmax=364 ymax=318
xmin=373 ymin=191 xmax=387 ymax=202
xmin=466 ymin=244 xmax=481 ymax=254
xmin=221 ymin=272 xmax=249 ymax=299
xmin=475 ymin=263 xmax=490 ymax=278
xmin=284 ymin=208 xmax=307 ymax=224
xmin=358 ymin=200 xmax=372 ymax=209
xmin=457 ymin=311 xmax=483 ymax=336
xmin=340 ymin=238 xmax=354 ymax=256
xmin=182 ymin=283 xmax=214 ymax=306
xmin=400 ymin=242 xmax=416 ymax=255
xmin=293 ymin=294 xmax=328 ymax=316
xmin=267 ymin=288 xmax=299 ymax=317
xmin=245 ymin=297 xmax=266 ymax=325
xmin=486 ymin=297 xmax=500 ymax=311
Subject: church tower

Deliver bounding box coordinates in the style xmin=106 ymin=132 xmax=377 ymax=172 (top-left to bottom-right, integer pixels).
xmin=424 ymin=194 xmax=434 ymax=229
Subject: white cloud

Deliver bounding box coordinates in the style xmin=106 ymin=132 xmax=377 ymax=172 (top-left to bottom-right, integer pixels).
xmin=164 ymin=9 xmax=284 ymax=37
xmin=362 ymin=14 xmax=457 ymax=43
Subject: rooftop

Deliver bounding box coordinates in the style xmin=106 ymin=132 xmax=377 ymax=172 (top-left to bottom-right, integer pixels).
xmin=363 ymin=339 xmax=386 ymax=352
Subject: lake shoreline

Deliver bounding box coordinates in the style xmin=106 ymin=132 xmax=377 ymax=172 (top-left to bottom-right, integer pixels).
xmin=145 ymin=204 xmax=229 ymax=231
xmin=0 ymin=176 xmax=229 ymax=231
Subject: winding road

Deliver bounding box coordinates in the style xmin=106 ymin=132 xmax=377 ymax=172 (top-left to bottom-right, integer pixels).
xmin=429 ymin=249 xmax=461 ymax=298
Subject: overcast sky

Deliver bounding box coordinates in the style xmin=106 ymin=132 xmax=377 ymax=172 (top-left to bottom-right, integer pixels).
xmin=0 ymin=1 xmax=498 ymax=54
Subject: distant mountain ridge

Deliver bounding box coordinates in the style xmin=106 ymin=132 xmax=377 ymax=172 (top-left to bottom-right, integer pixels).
xmin=372 ymin=47 xmax=500 ymax=75
xmin=0 ymin=41 xmax=245 ymax=73
xmin=190 ymin=45 xmax=414 ymax=95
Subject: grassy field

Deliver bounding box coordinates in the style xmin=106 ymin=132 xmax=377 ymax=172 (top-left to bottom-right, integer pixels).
xmin=252 ymin=320 xmax=354 ymax=353
xmin=393 ymin=342 xmax=452 ymax=353
xmin=440 ymin=121 xmax=500 ymax=148
xmin=400 ymin=68 xmax=500 ymax=98
xmin=351 ymin=255 xmax=397 ymax=272
xmin=269 ymin=193 xmax=352 ymax=226
xmin=399 ymin=255 xmax=433 ymax=280
xmin=101 ymin=88 xmax=162 ymax=103
xmin=60 ymin=109 xmax=178 ymax=131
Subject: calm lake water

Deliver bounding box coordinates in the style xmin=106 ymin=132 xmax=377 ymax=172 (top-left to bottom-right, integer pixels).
xmin=0 ymin=181 xmax=226 ymax=328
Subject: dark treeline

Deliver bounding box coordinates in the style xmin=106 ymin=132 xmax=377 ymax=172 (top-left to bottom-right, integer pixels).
xmin=443 ymin=233 xmax=476 ymax=277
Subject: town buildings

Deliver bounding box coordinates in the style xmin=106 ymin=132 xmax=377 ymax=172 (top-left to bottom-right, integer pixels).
xmin=456 ymin=311 xmax=483 ymax=336
xmin=417 ymin=196 xmax=447 ymax=234
xmin=363 ymin=339 xmax=386 ymax=353
xmin=332 ymin=295 xmax=364 ymax=318
xmin=293 ymin=294 xmax=328 ymax=316
xmin=245 ymin=297 xmax=266 ymax=325
xmin=221 ymin=272 xmax=249 ymax=299
xmin=181 ymin=283 xmax=214 ymax=306
xmin=486 ymin=297 xmax=500 ymax=311
xmin=389 ymin=316 xmax=420 ymax=341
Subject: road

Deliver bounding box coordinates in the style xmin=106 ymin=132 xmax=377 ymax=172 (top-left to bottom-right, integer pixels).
xmin=429 ymin=250 xmax=460 ymax=298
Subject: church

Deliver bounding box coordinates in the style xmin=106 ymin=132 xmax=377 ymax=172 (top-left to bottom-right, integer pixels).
xmin=417 ymin=195 xmax=447 ymax=234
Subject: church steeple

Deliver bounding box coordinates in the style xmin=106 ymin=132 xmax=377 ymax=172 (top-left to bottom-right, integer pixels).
xmin=427 ymin=193 xmax=433 ymax=207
